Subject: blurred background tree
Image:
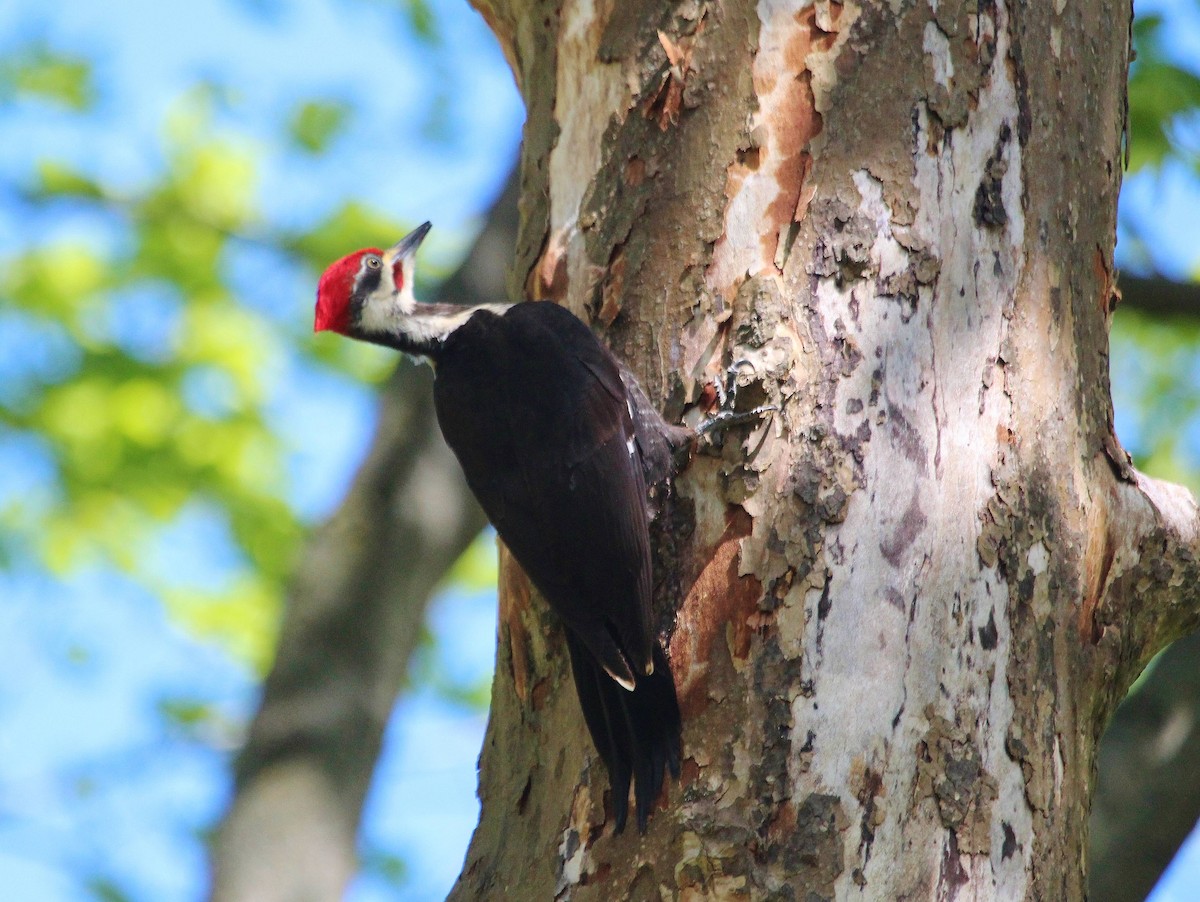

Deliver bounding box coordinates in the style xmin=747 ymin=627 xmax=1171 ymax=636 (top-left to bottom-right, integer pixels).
xmin=0 ymin=0 xmax=1198 ymax=900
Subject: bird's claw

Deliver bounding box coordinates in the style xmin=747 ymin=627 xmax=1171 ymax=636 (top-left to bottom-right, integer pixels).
xmin=696 ymin=359 xmax=775 ymax=439
xmin=696 ymin=404 xmax=776 ymax=438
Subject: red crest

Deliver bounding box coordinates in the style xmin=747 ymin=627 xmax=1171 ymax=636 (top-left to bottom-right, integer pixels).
xmin=314 ymin=248 xmax=382 ymax=333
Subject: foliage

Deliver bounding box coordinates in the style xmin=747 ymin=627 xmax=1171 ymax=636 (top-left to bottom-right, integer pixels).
xmin=1128 ymin=14 xmax=1200 ymax=173
xmin=0 ymin=0 xmax=518 ymax=898
xmin=0 ymin=47 xmax=410 ymax=671
xmin=1112 ymin=308 xmax=1200 ymax=492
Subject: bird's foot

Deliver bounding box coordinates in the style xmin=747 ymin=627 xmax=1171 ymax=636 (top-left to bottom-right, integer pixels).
xmin=695 ymin=359 xmax=775 ymax=439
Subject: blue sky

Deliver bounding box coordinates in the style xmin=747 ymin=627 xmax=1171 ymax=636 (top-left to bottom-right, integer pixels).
xmin=1 ymin=0 xmax=1199 ymax=900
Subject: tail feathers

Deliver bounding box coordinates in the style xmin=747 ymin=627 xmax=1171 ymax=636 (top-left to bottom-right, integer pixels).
xmin=565 ymin=631 xmax=682 ymax=832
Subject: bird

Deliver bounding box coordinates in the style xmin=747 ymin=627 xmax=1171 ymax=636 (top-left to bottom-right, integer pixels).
xmin=314 ymin=221 xmax=763 ymax=831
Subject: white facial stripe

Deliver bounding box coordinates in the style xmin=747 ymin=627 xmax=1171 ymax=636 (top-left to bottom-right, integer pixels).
xmin=356 ymin=256 xmax=414 ymax=335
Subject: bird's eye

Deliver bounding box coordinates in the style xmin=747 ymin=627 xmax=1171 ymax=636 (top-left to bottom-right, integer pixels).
xmin=366 ymin=255 xmax=382 ymax=269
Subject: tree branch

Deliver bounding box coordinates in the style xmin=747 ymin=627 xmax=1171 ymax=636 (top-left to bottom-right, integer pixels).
xmin=1124 ymin=473 xmax=1200 ymax=653
xmin=1087 ymin=468 xmax=1200 ymax=706
xmin=1118 ymin=274 xmax=1200 ymax=319
xmin=207 ymin=171 xmax=518 ymax=902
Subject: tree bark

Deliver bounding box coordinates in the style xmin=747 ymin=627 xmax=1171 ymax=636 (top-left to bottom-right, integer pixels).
xmin=207 ymin=175 xmax=517 ymax=902
xmin=453 ymin=1 xmax=1200 ymax=899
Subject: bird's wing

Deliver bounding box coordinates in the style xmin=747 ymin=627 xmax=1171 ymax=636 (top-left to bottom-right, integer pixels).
xmin=433 ymin=302 xmax=655 ymax=683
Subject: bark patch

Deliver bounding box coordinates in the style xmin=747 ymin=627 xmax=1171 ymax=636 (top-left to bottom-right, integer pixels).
xmin=499 ymin=542 xmax=535 ymax=703
xmin=672 ymin=507 xmax=762 ymax=718
xmin=880 ymin=489 xmax=928 ymax=567
xmin=978 ymin=608 xmax=998 ymax=650
xmin=917 ymin=707 xmax=999 ymax=855
xmin=973 ymin=122 xmax=1011 ymax=229
xmin=767 ymin=792 xmax=848 ymax=899
xmin=1079 ymin=520 xmax=1114 ymax=646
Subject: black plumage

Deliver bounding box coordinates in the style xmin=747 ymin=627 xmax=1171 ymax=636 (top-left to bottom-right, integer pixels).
xmin=430 ymin=301 xmax=682 ymax=831
xmin=315 ymin=225 xmax=695 ymax=831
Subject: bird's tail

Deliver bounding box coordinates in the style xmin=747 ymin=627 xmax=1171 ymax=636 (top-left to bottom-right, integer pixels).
xmin=564 ymin=629 xmax=682 ymax=832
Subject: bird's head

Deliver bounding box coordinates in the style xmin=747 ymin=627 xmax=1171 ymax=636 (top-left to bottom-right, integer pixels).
xmin=314 ymin=221 xmax=432 ymax=336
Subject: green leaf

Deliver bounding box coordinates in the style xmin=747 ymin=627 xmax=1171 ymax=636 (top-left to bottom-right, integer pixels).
xmin=157 ymin=697 xmax=216 ymax=731
xmin=405 ymin=0 xmax=437 ymax=42
xmin=0 ymin=45 xmax=95 ymax=110
xmin=32 ymin=160 xmax=105 ymax=200
xmin=288 ymin=99 xmax=352 ymax=154
xmin=1127 ymin=13 xmax=1200 ymax=172
xmin=285 ymin=200 xmax=405 ymax=268
xmin=361 ymin=847 xmax=408 ymax=886
xmin=86 ymin=878 xmax=135 ymax=902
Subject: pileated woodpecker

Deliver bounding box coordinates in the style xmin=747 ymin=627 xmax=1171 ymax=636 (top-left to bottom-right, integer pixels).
xmin=314 ymin=222 xmax=752 ymax=831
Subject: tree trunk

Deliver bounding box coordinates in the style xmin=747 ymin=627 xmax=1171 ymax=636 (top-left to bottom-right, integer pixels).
xmin=454 ymin=1 xmax=1200 ymax=899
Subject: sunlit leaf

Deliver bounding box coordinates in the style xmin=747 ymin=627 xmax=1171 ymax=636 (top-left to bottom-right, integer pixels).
xmin=32 ymin=160 xmax=105 ymax=200
xmin=289 ymin=99 xmax=352 ymax=154
xmin=166 ymin=576 xmax=281 ymax=673
xmin=443 ymin=531 xmax=498 ymax=593
xmin=0 ymin=45 xmax=94 ymax=110
xmin=285 ymin=200 xmax=406 ymax=268
xmin=1127 ymin=14 xmax=1200 ymax=172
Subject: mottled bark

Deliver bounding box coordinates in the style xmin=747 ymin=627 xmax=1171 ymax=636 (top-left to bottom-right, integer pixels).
xmin=207 ymin=176 xmax=517 ymax=902
xmin=454 ymin=1 xmax=1200 ymax=900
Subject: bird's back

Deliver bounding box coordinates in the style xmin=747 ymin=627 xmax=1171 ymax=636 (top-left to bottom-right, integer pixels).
xmin=432 ymin=301 xmax=655 ymax=685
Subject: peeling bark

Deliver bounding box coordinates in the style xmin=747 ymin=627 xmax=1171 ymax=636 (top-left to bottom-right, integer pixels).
xmin=454 ymin=1 xmax=1200 ymax=900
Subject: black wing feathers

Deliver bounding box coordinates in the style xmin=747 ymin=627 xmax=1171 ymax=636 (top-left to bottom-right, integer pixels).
xmin=434 ymin=302 xmax=652 ymax=679
xmin=565 ymin=631 xmax=681 ymax=832
xmin=432 ymin=301 xmax=681 ymax=829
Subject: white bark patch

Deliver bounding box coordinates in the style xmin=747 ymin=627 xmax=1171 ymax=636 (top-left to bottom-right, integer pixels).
xmin=923 ymin=22 xmax=954 ymax=89
xmin=1138 ymin=473 xmax=1200 ymax=547
xmin=1026 ymin=540 xmax=1049 ymax=576
xmin=709 ymin=0 xmax=810 ymax=295
xmin=550 ymin=0 xmax=626 ymax=234
xmin=798 ymin=1 xmax=1033 ymax=896
xmin=549 ymin=0 xmax=630 ymax=311
xmin=554 ymin=781 xmax=595 ymax=896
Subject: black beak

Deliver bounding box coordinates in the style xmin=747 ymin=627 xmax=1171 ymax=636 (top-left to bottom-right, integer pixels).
xmin=390 ymin=221 xmax=432 ymax=261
